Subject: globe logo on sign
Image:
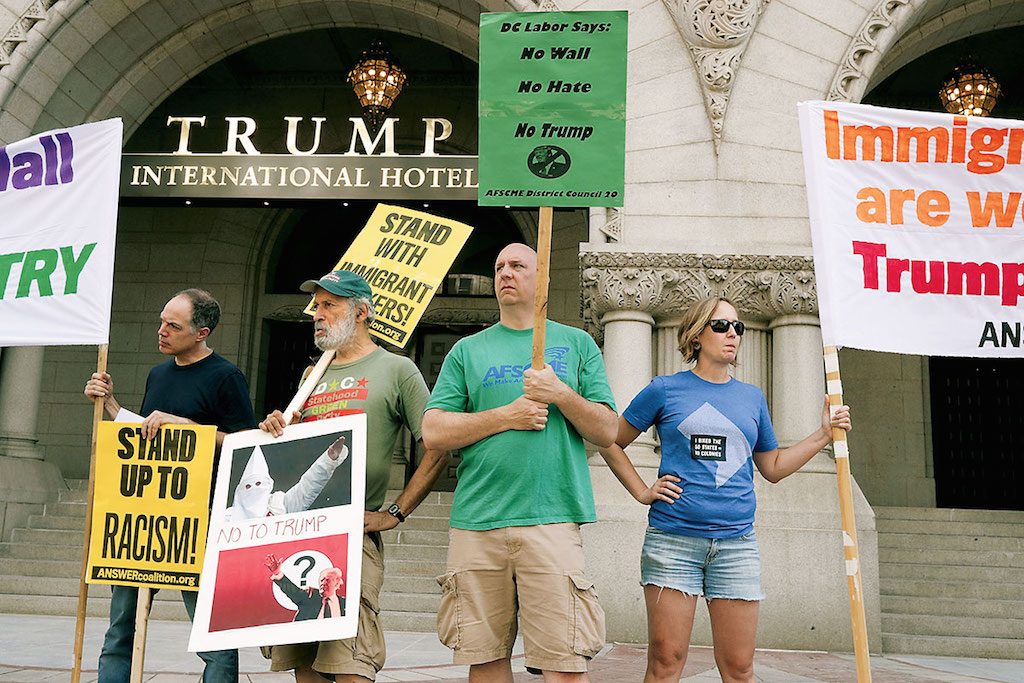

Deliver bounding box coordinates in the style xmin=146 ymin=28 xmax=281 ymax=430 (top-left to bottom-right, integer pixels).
xmin=527 ymin=145 xmax=571 ymax=179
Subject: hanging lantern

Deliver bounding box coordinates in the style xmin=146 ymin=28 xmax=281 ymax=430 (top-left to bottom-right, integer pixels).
xmin=939 ymin=58 xmax=1001 ymax=117
xmin=347 ymin=40 xmax=408 ymax=130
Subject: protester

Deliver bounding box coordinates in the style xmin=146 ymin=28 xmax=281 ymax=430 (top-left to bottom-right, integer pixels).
xmin=259 ymin=269 xmax=449 ymax=683
xmin=84 ymin=288 xmax=256 ymax=683
xmin=421 ymin=243 xmax=618 ymax=682
xmin=598 ymin=295 xmax=852 ymax=683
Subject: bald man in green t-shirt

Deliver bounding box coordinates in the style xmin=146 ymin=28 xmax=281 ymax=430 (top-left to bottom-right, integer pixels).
xmin=422 ymin=243 xmax=618 ymax=682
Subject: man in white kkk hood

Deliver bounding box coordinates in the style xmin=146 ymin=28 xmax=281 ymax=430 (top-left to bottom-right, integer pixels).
xmin=225 ymin=436 xmax=349 ymax=522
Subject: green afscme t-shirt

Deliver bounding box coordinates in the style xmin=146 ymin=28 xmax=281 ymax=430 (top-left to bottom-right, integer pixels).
xmin=426 ymin=321 xmax=616 ymax=530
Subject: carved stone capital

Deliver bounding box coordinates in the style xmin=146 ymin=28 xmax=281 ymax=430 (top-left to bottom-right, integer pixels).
xmin=664 ymin=0 xmax=770 ymax=151
xmin=580 ymin=251 xmax=817 ymax=338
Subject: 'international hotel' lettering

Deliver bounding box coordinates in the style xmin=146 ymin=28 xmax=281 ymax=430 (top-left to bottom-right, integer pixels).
xmin=0 ymin=133 xmax=75 ymax=191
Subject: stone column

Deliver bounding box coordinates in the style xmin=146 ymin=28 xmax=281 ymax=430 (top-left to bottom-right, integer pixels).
xmin=734 ymin=321 xmax=770 ymax=401
xmin=0 ymin=346 xmax=64 ymax=541
xmin=600 ymin=310 xmax=657 ymax=465
xmin=0 ymin=346 xmax=45 ymax=459
xmin=768 ymin=314 xmax=825 ymax=447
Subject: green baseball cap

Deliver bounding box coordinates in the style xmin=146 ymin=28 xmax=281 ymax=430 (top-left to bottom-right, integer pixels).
xmin=300 ymin=269 xmax=373 ymax=299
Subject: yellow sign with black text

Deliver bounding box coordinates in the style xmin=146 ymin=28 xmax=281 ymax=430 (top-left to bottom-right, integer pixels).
xmin=305 ymin=203 xmax=473 ymax=347
xmin=86 ymin=422 xmax=216 ymax=590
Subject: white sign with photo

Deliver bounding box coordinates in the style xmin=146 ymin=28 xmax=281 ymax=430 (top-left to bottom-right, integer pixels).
xmin=188 ymin=414 xmax=366 ymax=652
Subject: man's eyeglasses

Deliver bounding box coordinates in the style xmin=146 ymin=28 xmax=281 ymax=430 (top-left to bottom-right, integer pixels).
xmin=706 ymin=319 xmax=745 ymax=335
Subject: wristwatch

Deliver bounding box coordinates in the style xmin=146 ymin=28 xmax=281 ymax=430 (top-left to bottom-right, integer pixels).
xmin=386 ymin=503 xmax=406 ymax=523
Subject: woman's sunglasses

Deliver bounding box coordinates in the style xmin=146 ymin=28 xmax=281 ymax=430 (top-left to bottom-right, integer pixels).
xmin=706 ymin=319 xmax=745 ymax=335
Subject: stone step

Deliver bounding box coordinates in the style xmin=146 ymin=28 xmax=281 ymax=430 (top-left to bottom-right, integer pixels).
xmin=876 ymin=519 xmax=1024 ymax=538
xmin=0 ymin=557 xmax=81 ymax=578
xmin=27 ymin=514 xmax=86 ymax=531
xmin=880 ymin=546 xmax=1024 ymax=568
xmin=44 ymin=501 xmax=87 ymax=518
xmin=880 ymin=614 xmax=1024 ymax=643
xmin=10 ymin=527 xmax=84 ymax=546
xmin=380 ymin=591 xmax=440 ymax=613
xmin=397 ymin=503 xmax=451 ymax=520
xmin=382 ymin=559 xmax=446 ymax=578
xmin=882 ymin=633 xmax=1024 ymax=659
xmin=379 ymin=609 xmax=436 ymax=632
xmin=59 ymin=489 xmax=89 ymax=504
xmin=385 ymin=544 xmax=448 ymax=563
xmin=387 ymin=490 xmax=454 ymax=505
xmin=393 ymin=516 xmax=451 ymax=532
xmin=0 ymin=593 xmax=189 ymax=620
xmin=66 ymin=479 xmax=90 ymax=491
xmin=881 ymin=577 xmax=1024 ymax=601
xmin=880 ymin=562 xmax=1024 ymax=583
xmin=381 ymin=575 xmax=441 ymax=595
xmin=0 ymin=541 xmax=82 ymax=561
xmin=874 ymin=506 xmax=1024 ymax=524
xmin=879 ymin=532 xmax=1024 ymax=552
xmin=882 ymin=594 xmax=1024 ymax=620
xmin=0 ymin=575 xmax=182 ymax=601
xmin=381 ymin=529 xmax=449 ymax=546
xmin=882 ymin=613 xmax=1024 ymax=640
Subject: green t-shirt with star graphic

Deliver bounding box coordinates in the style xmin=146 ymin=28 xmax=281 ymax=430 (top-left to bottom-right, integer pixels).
xmin=299 ymin=346 xmax=428 ymax=511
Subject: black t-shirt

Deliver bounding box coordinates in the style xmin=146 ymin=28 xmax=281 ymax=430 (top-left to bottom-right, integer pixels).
xmin=140 ymin=352 xmax=256 ymax=504
xmin=140 ymin=351 xmax=256 ymax=433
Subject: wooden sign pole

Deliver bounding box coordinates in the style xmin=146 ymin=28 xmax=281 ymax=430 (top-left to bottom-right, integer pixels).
xmin=824 ymin=344 xmax=872 ymax=682
xmin=284 ymin=349 xmax=337 ymax=418
xmin=71 ymin=343 xmax=108 ymax=683
xmin=531 ymin=207 xmax=553 ymax=369
xmin=129 ymin=587 xmax=153 ymax=682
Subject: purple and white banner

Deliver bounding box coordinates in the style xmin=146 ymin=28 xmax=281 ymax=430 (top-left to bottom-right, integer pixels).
xmin=0 ymin=119 xmax=122 ymax=346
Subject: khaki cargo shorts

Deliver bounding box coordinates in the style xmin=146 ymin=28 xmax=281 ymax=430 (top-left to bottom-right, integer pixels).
xmin=435 ymin=522 xmax=605 ymax=673
xmin=268 ymin=533 xmax=386 ymax=680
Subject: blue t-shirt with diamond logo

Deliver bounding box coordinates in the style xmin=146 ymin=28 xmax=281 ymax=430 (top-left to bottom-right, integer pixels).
xmin=623 ymin=371 xmax=777 ymax=538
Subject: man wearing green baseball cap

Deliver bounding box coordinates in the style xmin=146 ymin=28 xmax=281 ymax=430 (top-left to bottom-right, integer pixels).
xmin=259 ymin=269 xmax=450 ymax=683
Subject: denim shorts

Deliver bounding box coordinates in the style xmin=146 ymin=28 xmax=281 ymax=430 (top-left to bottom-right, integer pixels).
xmin=640 ymin=526 xmax=765 ymax=601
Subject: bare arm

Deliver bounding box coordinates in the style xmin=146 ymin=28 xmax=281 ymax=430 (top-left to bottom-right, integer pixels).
xmin=421 ymin=397 xmax=548 ymax=451
xmin=522 ymin=364 xmax=617 ymax=448
xmin=754 ymin=399 xmax=851 ymax=484
xmin=364 ymin=442 xmax=451 ymax=532
xmin=598 ymin=417 xmax=681 ymax=505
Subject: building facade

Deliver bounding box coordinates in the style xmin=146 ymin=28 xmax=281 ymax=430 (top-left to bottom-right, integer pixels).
xmin=1 ymin=0 xmax=1021 ymax=654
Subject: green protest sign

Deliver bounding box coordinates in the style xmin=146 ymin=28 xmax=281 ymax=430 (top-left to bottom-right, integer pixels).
xmin=478 ymin=12 xmax=627 ymax=207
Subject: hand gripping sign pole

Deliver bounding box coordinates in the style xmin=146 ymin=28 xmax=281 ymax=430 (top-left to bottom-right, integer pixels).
xmin=284 ymin=349 xmax=338 ymax=418
xmin=823 ymin=344 xmax=872 ymax=683
xmin=531 ymin=207 xmax=553 ymax=368
xmin=71 ymin=344 xmax=108 ymax=683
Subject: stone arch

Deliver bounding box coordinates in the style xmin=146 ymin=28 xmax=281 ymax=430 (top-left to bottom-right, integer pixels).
xmin=0 ymin=0 xmax=512 ymax=143
xmin=827 ymin=0 xmax=1024 ymax=104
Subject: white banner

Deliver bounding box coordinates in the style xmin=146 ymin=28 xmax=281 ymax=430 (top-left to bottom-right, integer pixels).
xmin=0 ymin=119 xmax=122 ymax=346
xmin=799 ymin=101 xmax=1024 ymax=357
xmin=188 ymin=414 xmax=366 ymax=651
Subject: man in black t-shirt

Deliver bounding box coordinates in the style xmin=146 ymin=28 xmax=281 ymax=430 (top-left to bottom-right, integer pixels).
xmin=84 ymin=288 xmax=256 ymax=683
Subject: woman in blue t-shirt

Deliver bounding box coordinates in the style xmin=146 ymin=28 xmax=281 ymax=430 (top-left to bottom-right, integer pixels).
xmin=599 ymin=296 xmax=851 ymax=682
